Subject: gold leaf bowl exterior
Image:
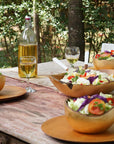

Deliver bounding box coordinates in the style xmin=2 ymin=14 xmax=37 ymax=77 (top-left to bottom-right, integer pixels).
xmin=65 ymin=99 xmax=114 ymax=134
xmin=49 ymin=70 xmax=114 ymax=98
xmin=0 ymin=75 xmax=5 ymax=91
xmin=93 ymin=58 xmax=114 ymax=70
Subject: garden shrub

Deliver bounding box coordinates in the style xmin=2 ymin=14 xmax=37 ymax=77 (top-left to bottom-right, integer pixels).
xmin=0 ymin=0 xmax=113 ymax=67
xmin=82 ymin=0 xmax=114 ymax=59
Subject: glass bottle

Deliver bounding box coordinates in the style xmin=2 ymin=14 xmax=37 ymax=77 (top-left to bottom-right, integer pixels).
xmin=18 ymin=16 xmax=38 ymax=77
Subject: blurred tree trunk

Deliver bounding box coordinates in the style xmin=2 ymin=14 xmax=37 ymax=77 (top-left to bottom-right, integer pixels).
xmin=68 ymin=0 xmax=85 ymax=61
xmin=33 ymin=0 xmax=41 ymax=63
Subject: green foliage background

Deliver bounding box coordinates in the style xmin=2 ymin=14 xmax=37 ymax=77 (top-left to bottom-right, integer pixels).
xmin=83 ymin=0 xmax=114 ymax=55
xmin=0 ymin=0 xmax=113 ymax=68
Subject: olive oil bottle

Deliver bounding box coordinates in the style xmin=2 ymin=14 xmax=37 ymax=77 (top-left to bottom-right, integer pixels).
xmin=18 ymin=16 xmax=38 ymax=77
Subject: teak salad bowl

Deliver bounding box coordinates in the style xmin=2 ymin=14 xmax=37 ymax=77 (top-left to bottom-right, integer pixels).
xmin=49 ymin=69 xmax=114 ymax=98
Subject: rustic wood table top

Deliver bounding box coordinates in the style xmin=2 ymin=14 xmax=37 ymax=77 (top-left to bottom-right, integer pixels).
xmin=0 ymin=60 xmax=99 ymax=144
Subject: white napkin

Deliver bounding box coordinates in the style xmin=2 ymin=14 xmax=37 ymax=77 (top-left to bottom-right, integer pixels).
xmin=53 ymin=57 xmax=68 ymax=71
xmin=101 ymin=43 xmax=114 ymax=52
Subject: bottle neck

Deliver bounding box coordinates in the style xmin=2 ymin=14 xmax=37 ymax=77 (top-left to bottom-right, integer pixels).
xmin=25 ymin=20 xmax=32 ymax=28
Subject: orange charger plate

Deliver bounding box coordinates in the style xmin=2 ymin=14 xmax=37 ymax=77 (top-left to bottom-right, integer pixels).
xmin=0 ymin=85 xmax=26 ymax=101
xmin=41 ymin=115 xmax=114 ymax=143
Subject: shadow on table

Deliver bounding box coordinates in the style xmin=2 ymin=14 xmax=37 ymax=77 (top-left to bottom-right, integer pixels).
xmin=52 ymin=137 xmax=114 ymax=144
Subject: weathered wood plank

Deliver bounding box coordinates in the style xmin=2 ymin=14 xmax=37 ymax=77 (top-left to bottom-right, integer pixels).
xmin=0 ymin=77 xmax=68 ymax=144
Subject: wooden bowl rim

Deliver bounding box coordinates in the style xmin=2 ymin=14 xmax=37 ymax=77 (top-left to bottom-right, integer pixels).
xmin=65 ymin=98 xmax=114 ymax=118
xmin=49 ymin=73 xmax=114 ymax=88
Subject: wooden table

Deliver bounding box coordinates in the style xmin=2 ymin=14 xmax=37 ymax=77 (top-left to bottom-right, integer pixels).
xmin=0 ymin=60 xmax=101 ymax=144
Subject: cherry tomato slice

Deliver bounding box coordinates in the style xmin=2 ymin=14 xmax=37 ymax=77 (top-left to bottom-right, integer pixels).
xmin=80 ymin=72 xmax=87 ymax=77
xmin=88 ymin=99 xmax=105 ymax=115
xmin=67 ymin=75 xmax=74 ymax=80
xmin=107 ymin=98 xmax=114 ymax=106
xmin=111 ymin=50 xmax=114 ymax=55
xmin=95 ymin=54 xmax=100 ymax=58
xmin=99 ymin=80 xmax=104 ymax=83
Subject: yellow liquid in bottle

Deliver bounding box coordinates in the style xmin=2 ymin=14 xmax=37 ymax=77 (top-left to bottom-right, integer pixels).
xmin=18 ymin=44 xmax=38 ymax=77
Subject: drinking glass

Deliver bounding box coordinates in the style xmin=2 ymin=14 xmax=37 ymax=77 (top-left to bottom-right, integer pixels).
xmin=20 ymin=56 xmax=36 ymax=93
xmin=65 ymin=46 xmax=80 ymax=68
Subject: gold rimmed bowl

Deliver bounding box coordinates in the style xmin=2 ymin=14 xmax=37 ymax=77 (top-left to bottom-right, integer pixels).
xmin=93 ymin=58 xmax=114 ymax=70
xmin=49 ymin=69 xmax=114 ymax=98
xmin=64 ymin=98 xmax=114 ymax=134
xmin=0 ymin=74 xmax=5 ymax=91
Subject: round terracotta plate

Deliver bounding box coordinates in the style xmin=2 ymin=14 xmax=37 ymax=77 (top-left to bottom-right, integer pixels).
xmin=0 ymin=85 xmax=26 ymax=101
xmin=41 ymin=115 xmax=114 ymax=143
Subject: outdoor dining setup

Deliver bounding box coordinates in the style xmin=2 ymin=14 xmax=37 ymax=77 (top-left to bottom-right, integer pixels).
xmin=0 ymin=0 xmax=114 ymax=143
xmin=0 ymin=8 xmax=114 ymax=143
xmin=0 ymin=17 xmax=114 ymax=144
xmin=0 ymin=42 xmax=114 ymax=143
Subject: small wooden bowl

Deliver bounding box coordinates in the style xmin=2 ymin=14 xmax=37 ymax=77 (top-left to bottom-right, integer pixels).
xmin=49 ymin=70 xmax=114 ymax=98
xmin=0 ymin=75 xmax=5 ymax=91
xmin=93 ymin=58 xmax=114 ymax=70
xmin=65 ymin=99 xmax=114 ymax=133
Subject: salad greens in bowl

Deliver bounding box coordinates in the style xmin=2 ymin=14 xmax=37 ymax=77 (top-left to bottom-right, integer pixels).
xmin=93 ymin=50 xmax=114 ymax=69
xmin=0 ymin=73 xmax=5 ymax=91
xmin=49 ymin=67 xmax=114 ymax=97
xmin=65 ymin=92 xmax=114 ymax=133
